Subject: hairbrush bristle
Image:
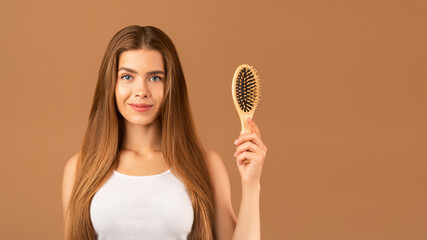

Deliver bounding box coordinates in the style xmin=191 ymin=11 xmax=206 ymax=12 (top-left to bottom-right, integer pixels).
xmin=235 ymin=65 xmax=261 ymax=112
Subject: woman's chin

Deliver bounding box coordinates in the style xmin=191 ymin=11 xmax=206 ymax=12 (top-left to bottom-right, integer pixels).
xmin=126 ymin=116 xmax=160 ymax=126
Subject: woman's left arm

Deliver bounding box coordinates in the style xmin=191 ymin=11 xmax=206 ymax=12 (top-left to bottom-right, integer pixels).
xmin=206 ymin=117 xmax=267 ymax=240
xmin=231 ymin=117 xmax=267 ymax=240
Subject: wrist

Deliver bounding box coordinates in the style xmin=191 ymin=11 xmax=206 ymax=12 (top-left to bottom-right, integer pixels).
xmin=241 ymin=181 xmax=261 ymax=191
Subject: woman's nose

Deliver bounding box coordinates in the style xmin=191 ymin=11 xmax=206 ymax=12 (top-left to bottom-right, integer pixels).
xmin=134 ymin=78 xmax=150 ymax=97
xmin=135 ymin=91 xmax=148 ymax=98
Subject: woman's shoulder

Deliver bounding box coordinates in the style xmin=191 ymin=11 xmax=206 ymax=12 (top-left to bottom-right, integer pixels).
xmin=205 ymin=148 xmax=220 ymax=161
xmin=204 ymin=148 xmax=237 ymax=233
xmin=62 ymin=152 xmax=80 ymax=191
xmin=204 ymin=148 xmax=229 ymax=181
xmin=64 ymin=152 xmax=80 ymax=173
xmin=62 ymin=152 xmax=80 ymax=221
xmin=205 ymin=149 xmax=223 ymax=168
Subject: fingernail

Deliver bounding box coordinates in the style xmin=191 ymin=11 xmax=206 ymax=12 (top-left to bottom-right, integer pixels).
xmin=234 ymin=139 xmax=238 ymax=145
xmin=247 ymin=117 xmax=252 ymax=122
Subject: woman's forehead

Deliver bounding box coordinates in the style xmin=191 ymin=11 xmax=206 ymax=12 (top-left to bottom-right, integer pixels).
xmin=118 ymin=49 xmax=164 ymax=73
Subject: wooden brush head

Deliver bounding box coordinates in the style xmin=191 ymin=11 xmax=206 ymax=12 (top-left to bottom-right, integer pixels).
xmin=231 ymin=64 xmax=261 ymax=134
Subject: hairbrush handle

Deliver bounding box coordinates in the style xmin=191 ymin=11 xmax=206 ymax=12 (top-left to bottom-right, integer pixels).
xmin=240 ymin=114 xmax=253 ymax=134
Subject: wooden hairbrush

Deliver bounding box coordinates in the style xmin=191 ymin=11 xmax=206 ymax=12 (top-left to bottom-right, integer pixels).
xmin=232 ymin=64 xmax=261 ymax=163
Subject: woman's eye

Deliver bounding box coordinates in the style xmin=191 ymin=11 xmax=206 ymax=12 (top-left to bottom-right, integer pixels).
xmin=150 ymin=76 xmax=162 ymax=82
xmin=121 ymin=75 xmax=133 ymax=81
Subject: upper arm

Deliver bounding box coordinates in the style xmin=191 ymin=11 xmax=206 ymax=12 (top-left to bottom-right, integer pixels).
xmin=206 ymin=149 xmax=237 ymax=240
xmin=62 ymin=152 xmax=79 ymax=230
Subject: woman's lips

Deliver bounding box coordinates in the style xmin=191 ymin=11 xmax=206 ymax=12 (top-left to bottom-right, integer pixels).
xmin=129 ymin=103 xmax=153 ymax=112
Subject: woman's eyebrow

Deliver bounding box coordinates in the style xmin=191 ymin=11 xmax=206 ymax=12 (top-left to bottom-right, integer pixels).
xmin=118 ymin=67 xmax=165 ymax=75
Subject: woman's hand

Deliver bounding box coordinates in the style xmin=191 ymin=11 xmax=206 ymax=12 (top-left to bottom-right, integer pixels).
xmin=233 ymin=117 xmax=267 ymax=187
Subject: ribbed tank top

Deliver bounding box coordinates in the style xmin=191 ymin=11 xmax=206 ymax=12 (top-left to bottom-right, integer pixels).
xmin=90 ymin=168 xmax=194 ymax=240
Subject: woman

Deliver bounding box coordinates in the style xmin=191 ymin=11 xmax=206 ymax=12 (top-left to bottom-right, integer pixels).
xmin=62 ymin=25 xmax=267 ymax=240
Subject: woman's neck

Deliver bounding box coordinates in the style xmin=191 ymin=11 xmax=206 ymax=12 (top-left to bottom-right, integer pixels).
xmin=122 ymin=118 xmax=162 ymax=156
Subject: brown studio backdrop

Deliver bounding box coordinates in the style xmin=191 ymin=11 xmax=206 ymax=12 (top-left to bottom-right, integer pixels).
xmin=0 ymin=0 xmax=426 ymax=239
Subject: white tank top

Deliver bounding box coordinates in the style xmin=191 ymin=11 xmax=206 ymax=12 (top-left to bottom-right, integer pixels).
xmin=90 ymin=168 xmax=194 ymax=240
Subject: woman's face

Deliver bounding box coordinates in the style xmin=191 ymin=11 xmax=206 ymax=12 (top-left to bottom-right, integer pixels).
xmin=115 ymin=48 xmax=166 ymax=125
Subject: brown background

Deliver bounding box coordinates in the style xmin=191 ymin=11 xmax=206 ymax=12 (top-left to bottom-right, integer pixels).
xmin=0 ymin=0 xmax=426 ymax=239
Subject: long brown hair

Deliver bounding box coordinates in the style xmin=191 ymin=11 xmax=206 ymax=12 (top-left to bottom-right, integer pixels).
xmin=65 ymin=25 xmax=216 ymax=240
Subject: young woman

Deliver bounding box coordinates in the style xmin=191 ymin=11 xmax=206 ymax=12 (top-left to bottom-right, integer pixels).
xmin=62 ymin=25 xmax=267 ymax=240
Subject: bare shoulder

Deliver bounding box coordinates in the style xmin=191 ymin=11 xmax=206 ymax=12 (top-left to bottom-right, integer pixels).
xmin=63 ymin=152 xmax=80 ymax=190
xmin=63 ymin=152 xmax=79 ymax=180
xmin=205 ymin=148 xmax=220 ymax=163
xmin=205 ymin=148 xmax=230 ymax=198
xmin=62 ymin=152 xmax=80 ymax=219
xmin=66 ymin=152 xmax=79 ymax=168
xmin=205 ymin=149 xmax=227 ymax=178
xmin=205 ymin=148 xmax=237 ymax=239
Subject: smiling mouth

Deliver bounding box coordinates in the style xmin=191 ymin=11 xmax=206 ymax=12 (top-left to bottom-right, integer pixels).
xmin=128 ymin=103 xmax=153 ymax=112
xmin=129 ymin=103 xmax=153 ymax=107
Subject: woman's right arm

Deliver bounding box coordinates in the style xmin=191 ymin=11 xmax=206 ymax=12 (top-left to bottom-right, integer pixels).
xmin=62 ymin=153 xmax=79 ymax=239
